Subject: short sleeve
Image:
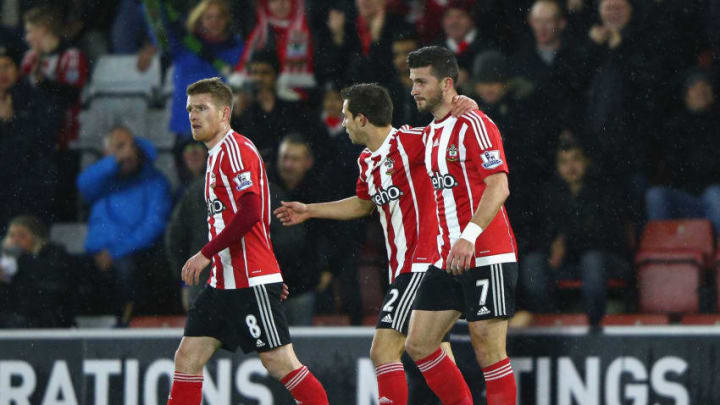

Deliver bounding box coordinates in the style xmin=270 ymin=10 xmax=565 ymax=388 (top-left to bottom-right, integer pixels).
xmin=397 ymin=128 xmax=427 ymax=164
xmin=219 ymin=146 xmax=262 ymax=199
xmin=462 ymin=113 xmax=509 ymax=179
xmin=355 ymin=155 xmax=370 ymax=200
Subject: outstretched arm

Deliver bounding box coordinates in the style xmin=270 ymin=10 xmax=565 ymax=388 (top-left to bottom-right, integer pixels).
xmin=273 ymin=196 xmax=375 ymax=225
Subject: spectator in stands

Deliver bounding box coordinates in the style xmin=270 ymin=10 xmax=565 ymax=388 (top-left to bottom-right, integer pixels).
xmin=311 ymin=84 xmax=367 ymax=325
xmin=0 ymin=216 xmax=75 ymax=328
xmin=583 ymin=0 xmax=660 ymax=183
xmin=231 ymin=0 xmax=316 ymax=101
xmin=269 ymin=134 xmax=331 ymax=325
xmin=21 ymin=6 xmax=88 ymax=148
xmin=437 ymin=0 xmax=496 ymax=86
xmin=231 ymin=48 xmax=317 ymax=165
xmin=646 ymin=69 xmax=720 ymax=231
xmin=0 ymin=42 xmax=60 ymax=231
xmin=21 ymin=6 xmax=89 ymax=221
xmin=165 ymin=141 xmax=208 ymax=311
xmin=142 ymin=0 xmax=244 ymax=184
xmin=112 ymin=0 xmax=151 ymax=54
xmin=77 ymin=126 xmax=172 ymax=326
xmin=386 ymin=30 xmax=431 ymax=128
xmin=519 ymin=141 xmax=631 ymax=326
xmin=470 ymin=50 xmax=552 ymax=255
xmin=511 ymin=0 xmax=589 ymax=133
xmin=314 ymin=0 xmax=412 ymax=88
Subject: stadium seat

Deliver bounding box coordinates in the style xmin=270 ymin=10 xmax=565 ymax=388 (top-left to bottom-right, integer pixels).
xmin=600 ymin=314 xmax=670 ymax=326
xmin=145 ymin=108 xmax=173 ymax=150
xmin=680 ymin=314 xmax=720 ymax=325
xmin=556 ymin=279 xmax=627 ymax=289
xmin=637 ymin=260 xmax=701 ymax=313
xmin=87 ymin=55 xmax=161 ymax=99
xmin=49 ymin=223 xmax=88 ymax=254
xmin=636 ymin=219 xmax=714 ymax=266
xmin=716 ymin=248 xmax=720 ymax=311
xmin=77 ymin=97 xmax=150 ymax=150
xmin=129 ymin=315 xmax=187 ymax=328
xmin=156 ymin=151 xmax=179 ymax=190
xmin=530 ymin=313 xmax=589 ymax=326
xmin=312 ymin=315 xmax=351 ymax=326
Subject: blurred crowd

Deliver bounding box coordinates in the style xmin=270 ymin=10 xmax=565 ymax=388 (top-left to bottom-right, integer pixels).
xmin=0 ymin=0 xmax=718 ymax=328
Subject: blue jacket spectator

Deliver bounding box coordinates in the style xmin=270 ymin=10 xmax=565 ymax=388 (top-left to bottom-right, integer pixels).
xmin=78 ymin=130 xmax=171 ymax=260
xmin=143 ymin=0 xmax=244 ymax=139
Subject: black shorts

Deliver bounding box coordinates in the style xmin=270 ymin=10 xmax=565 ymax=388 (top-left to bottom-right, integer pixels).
xmin=185 ymin=283 xmax=291 ymax=353
xmin=412 ymin=262 xmax=518 ymax=322
xmin=376 ymin=272 xmax=426 ymax=335
xmin=376 ymin=272 xmax=450 ymax=342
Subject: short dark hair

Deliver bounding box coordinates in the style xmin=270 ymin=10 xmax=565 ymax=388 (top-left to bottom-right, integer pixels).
xmin=340 ymin=83 xmax=393 ymax=127
xmin=557 ymin=139 xmax=585 ymax=155
xmin=247 ymin=48 xmax=280 ymax=75
xmin=187 ymin=77 xmax=233 ymax=109
xmin=407 ymin=46 xmax=459 ymax=83
xmin=24 ymin=6 xmax=63 ymax=37
xmin=280 ymin=133 xmax=313 ymax=157
xmin=9 ymin=215 xmax=48 ymax=241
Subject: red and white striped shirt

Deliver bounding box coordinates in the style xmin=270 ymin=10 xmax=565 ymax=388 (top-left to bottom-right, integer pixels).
xmin=204 ymin=130 xmax=282 ymax=289
xmin=356 ymin=127 xmax=439 ymax=283
xmin=21 ymin=46 xmax=88 ymax=148
xmin=423 ymin=110 xmax=518 ymax=269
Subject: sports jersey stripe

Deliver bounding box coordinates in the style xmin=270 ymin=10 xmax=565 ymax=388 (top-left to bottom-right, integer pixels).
xmin=491 ymin=264 xmax=499 ymax=316
xmin=474 ymin=112 xmax=494 ymax=150
xmin=391 ymin=272 xmax=418 ymax=330
xmin=252 ymin=286 xmax=278 ymax=347
xmin=240 ymin=238 xmax=249 ymax=285
xmin=457 ymin=123 xmax=475 ymax=216
xmin=437 ymin=122 xmax=462 ymax=246
xmin=207 ymin=152 xmax=225 ymax=288
xmin=217 ymin=164 xmax=239 ymax=289
xmin=499 ymin=206 xmax=518 ymax=260
xmin=227 ymin=136 xmax=245 ymax=171
xmin=394 ymin=272 xmax=423 ymax=331
xmin=499 ymin=263 xmax=506 ymax=315
xmin=463 ymin=111 xmax=492 ymax=150
xmin=396 ymin=137 xmax=421 ymax=263
xmin=425 ymin=127 xmax=451 ymax=266
xmin=242 ymin=141 xmax=271 ymax=247
xmin=222 ymin=139 xmax=239 ymax=173
xmin=366 ymin=153 xmax=399 ymax=283
xmin=260 ymin=285 xmax=281 ymax=346
xmin=386 ymin=135 xmax=408 ymax=280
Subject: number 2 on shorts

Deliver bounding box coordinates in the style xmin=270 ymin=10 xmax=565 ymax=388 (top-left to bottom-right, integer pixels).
xmin=383 ymin=289 xmax=399 ymax=312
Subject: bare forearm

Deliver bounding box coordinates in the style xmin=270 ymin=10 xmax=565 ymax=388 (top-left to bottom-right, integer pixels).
xmin=468 ymin=177 xmax=509 ymax=229
xmin=308 ymin=196 xmax=374 ymax=220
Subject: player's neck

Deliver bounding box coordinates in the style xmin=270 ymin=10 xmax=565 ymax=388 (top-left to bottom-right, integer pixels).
xmin=205 ymin=126 xmax=230 ymax=150
xmin=432 ymin=89 xmax=458 ymax=120
xmin=366 ymin=125 xmax=393 ymax=152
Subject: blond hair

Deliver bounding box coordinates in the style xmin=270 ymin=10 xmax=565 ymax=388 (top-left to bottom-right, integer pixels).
xmin=186 ymin=77 xmax=233 ymax=110
xmin=186 ymin=0 xmax=232 ymax=34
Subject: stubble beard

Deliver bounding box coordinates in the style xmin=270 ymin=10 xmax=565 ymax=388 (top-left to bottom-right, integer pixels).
xmin=417 ymin=89 xmax=443 ymax=113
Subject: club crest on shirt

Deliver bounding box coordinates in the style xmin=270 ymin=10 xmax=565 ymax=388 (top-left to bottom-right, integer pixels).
xmin=447 ymin=144 xmax=459 ymax=162
xmin=233 ymin=171 xmax=253 ymax=191
xmin=384 ymin=157 xmax=395 ymax=175
xmin=481 ymin=150 xmax=503 ymax=169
